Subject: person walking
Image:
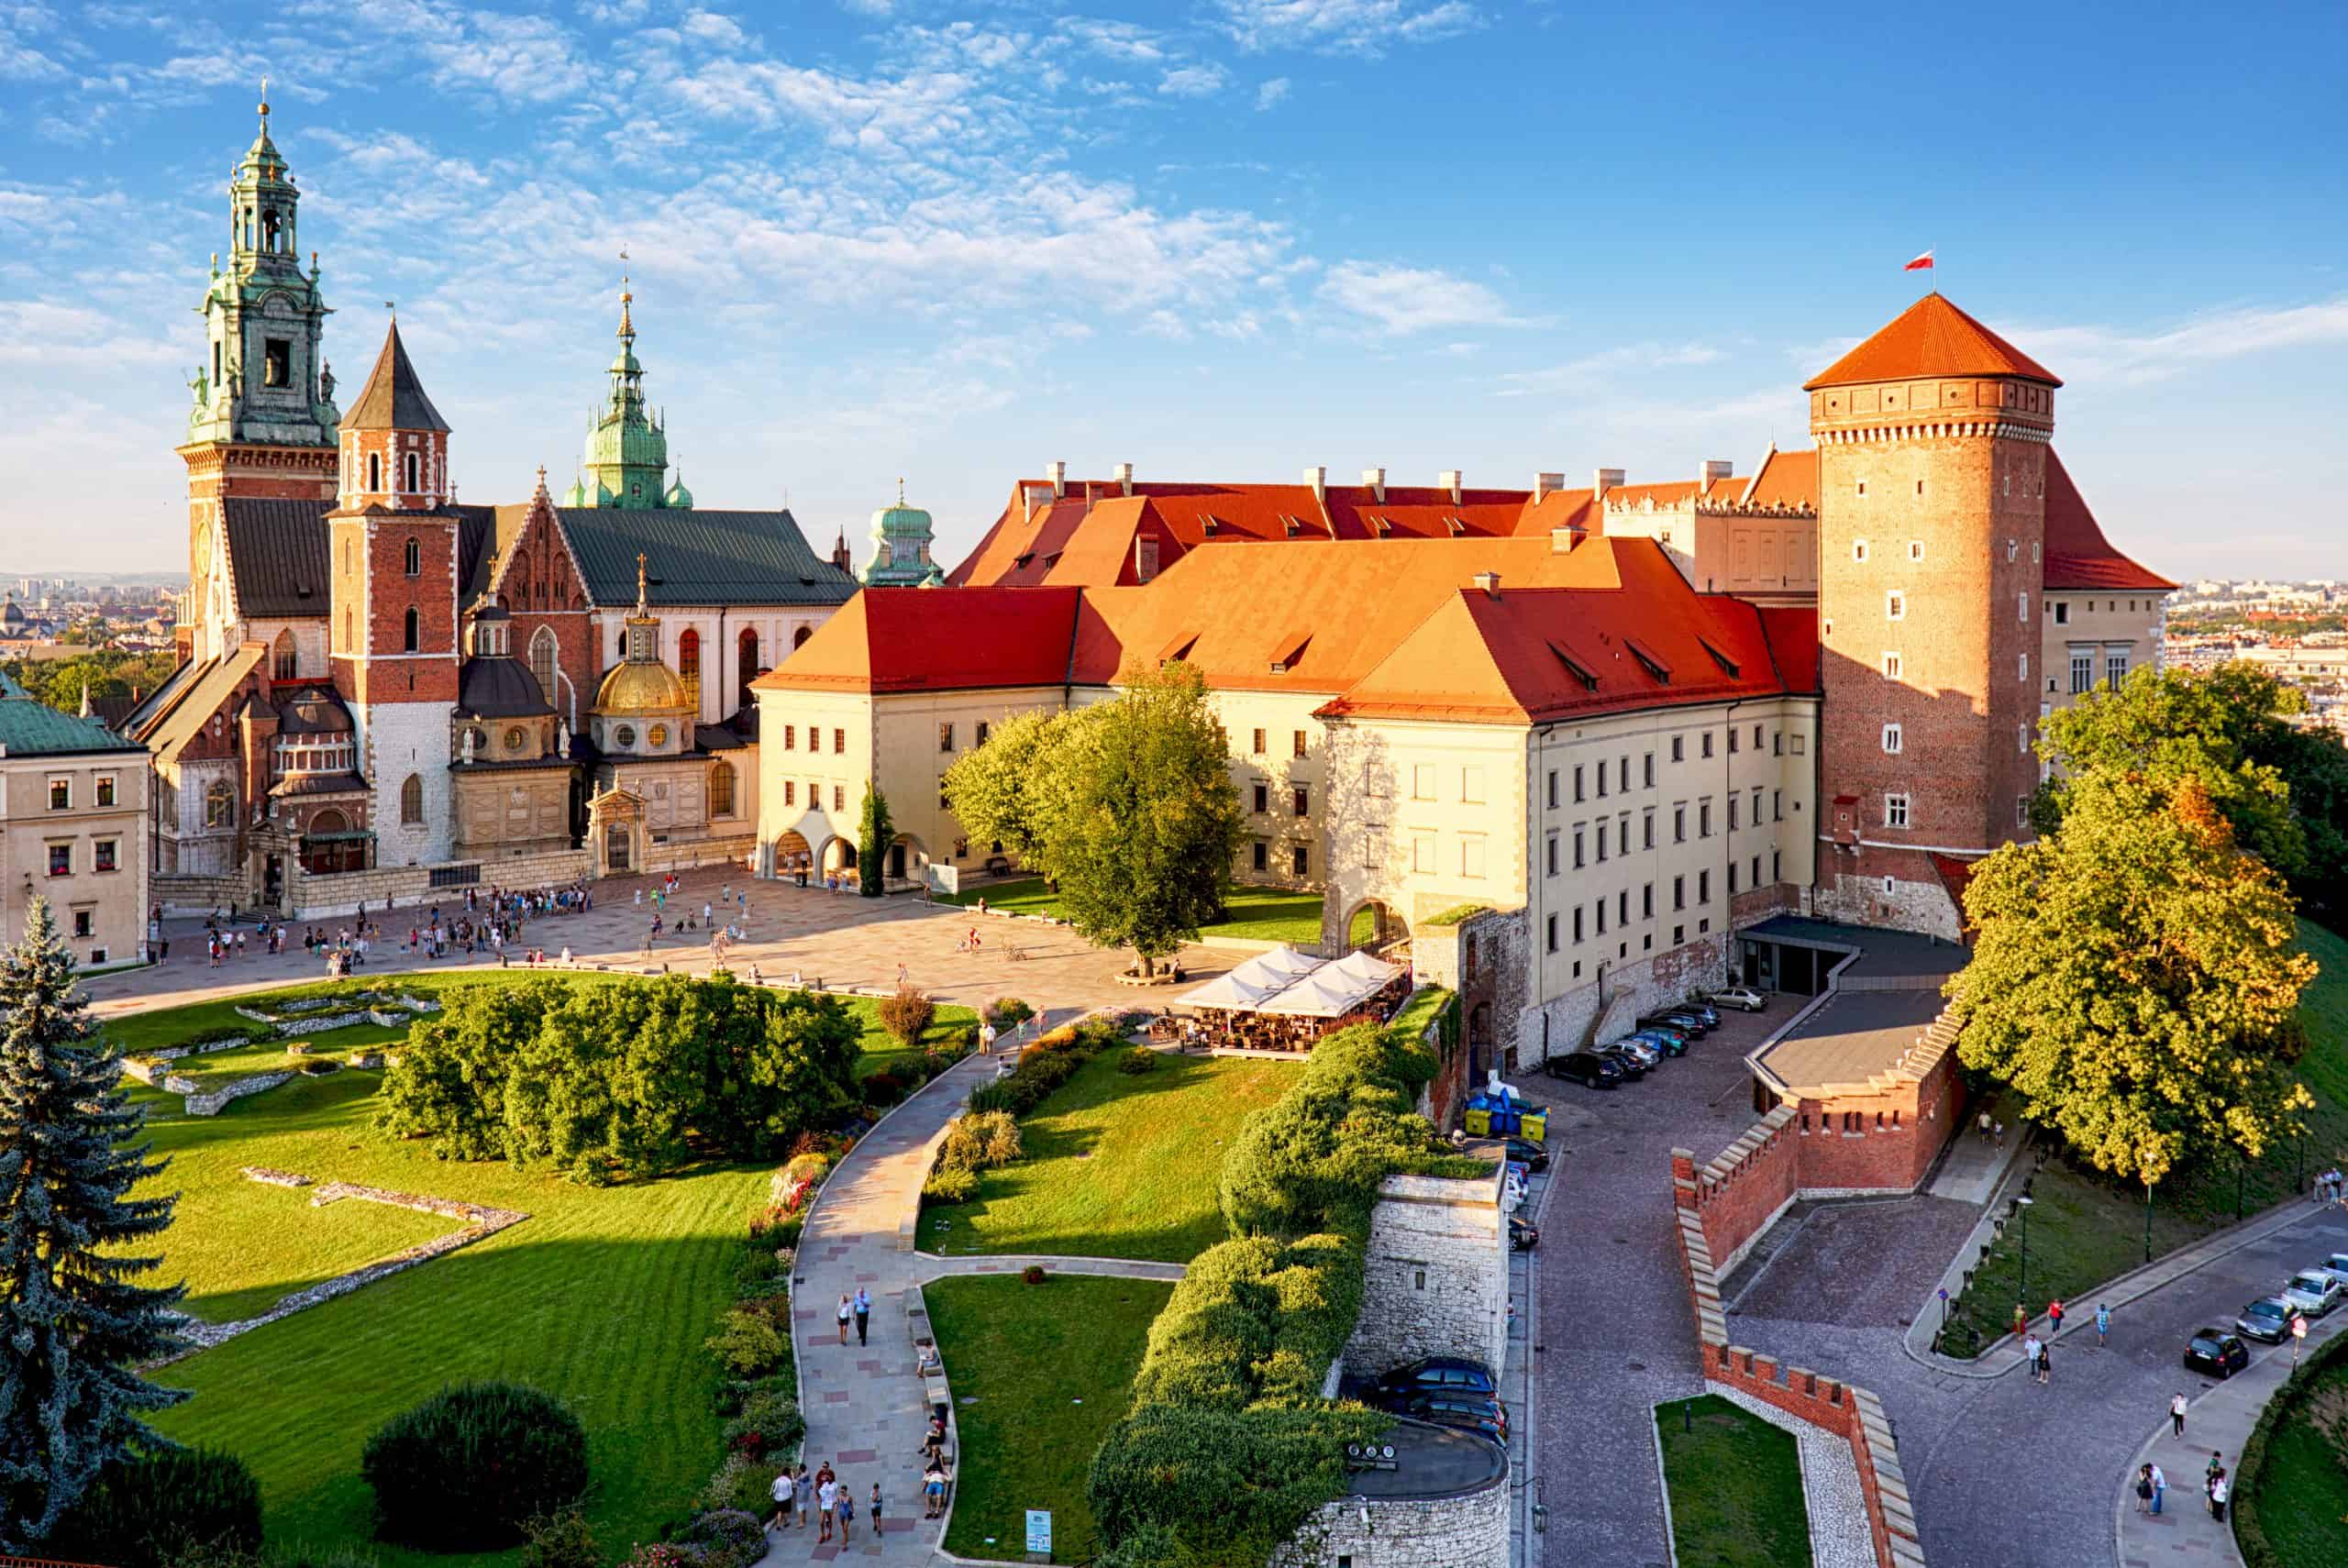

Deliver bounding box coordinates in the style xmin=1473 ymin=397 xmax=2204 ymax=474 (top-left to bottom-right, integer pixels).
xmin=2209 ymin=1472 xmax=2229 ymax=1523
xmin=1978 ymin=1110 xmax=1993 ymax=1145
xmin=869 ymin=1482 xmax=883 ymax=1537
xmin=817 ymin=1474 xmax=836 ymax=1543
xmin=769 ymin=1466 xmax=795 ymax=1533
xmin=2095 ymin=1302 xmax=2111 ymax=1347
xmin=837 ymin=1293 xmax=853 ymax=1344
xmin=2171 ymin=1391 xmax=2188 ymax=1439
xmin=2047 ymin=1298 xmax=2065 ymax=1337
xmin=2022 ymin=1332 xmax=2042 ymax=1375
xmin=2133 ymin=1465 xmax=2154 ymax=1516
xmin=836 ymin=1482 xmax=855 ymax=1542
xmin=2205 ymin=1451 xmax=2225 ymax=1494
xmin=2151 ymin=1461 xmax=2167 ymax=1516
xmin=854 ymin=1286 xmax=871 ymax=1347
xmin=2035 ymin=1339 xmax=2052 ymax=1385
xmin=798 ymin=1464 xmax=814 ymax=1529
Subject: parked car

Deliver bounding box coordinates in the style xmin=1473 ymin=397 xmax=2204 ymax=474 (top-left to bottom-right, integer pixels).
xmin=1509 ymin=1215 xmax=1539 ymax=1252
xmin=1545 ymin=1051 xmax=1622 ymax=1089
xmin=1596 ymin=1045 xmax=1649 ymax=1079
xmin=1397 ymin=1391 xmax=1508 ymax=1442
xmin=1676 ymin=1000 xmax=1722 ymax=1028
xmin=1609 ymin=1037 xmax=1661 ymax=1067
xmin=1641 ymin=1010 xmax=1709 ymax=1037
xmin=2281 ymin=1270 xmax=2344 ymax=1317
xmin=1504 ymin=1137 xmax=1550 ymax=1173
xmin=1374 ymin=1356 xmax=1497 ymax=1401
xmin=1707 ymin=985 xmax=1767 ymax=1012
xmin=2184 ymin=1329 xmax=2250 ymax=1379
xmin=2237 ymin=1296 xmax=2295 ymax=1343
xmin=2317 ymin=1253 xmax=2348 ymax=1289
xmin=1628 ymin=1027 xmax=1689 ymax=1057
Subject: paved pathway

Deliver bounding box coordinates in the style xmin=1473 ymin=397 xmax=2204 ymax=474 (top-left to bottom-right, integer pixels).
xmin=2116 ymin=1292 xmax=2348 ymax=1568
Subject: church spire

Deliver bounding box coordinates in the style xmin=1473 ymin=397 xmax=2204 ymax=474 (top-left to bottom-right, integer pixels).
xmin=570 ymin=254 xmax=680 ymax=510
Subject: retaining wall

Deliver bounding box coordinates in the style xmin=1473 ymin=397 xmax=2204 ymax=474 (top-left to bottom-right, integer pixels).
xmin=1344 ymin=1165 xmax=1509 ymax=1380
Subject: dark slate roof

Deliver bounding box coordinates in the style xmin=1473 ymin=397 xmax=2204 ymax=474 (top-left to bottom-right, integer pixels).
xmin=0 ymin=687 xmax=150 ymax=757
xmin=276 ymin=686 xmax=355 ymax=734
xmin=347 ymin=321 xmax=451 ymax=432
xmin=223 ymin=499 xmax=334 ymax=618
xmin=555 ymin=507 xmax=857 ymax=608
xmin=269 ymin=770 xmax=371 ymax=799
xmin=458 ymin=656 xmax=556 ymax=719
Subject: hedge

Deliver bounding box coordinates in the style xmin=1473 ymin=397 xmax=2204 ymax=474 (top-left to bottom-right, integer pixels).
xmin=54 ymin=1445 xmax=262 ymax=1568
xmin=360 ymin=1382 xmax=590 ymax=1551
xmin=2232 ymin=1322 xmax=2348 ymax=1568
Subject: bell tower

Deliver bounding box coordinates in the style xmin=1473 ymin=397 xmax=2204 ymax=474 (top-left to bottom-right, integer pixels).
xmin=178 ymin=84 xmax=341 ymax=664
xmin=1809 ymin=293 xmax=2059 ymax=937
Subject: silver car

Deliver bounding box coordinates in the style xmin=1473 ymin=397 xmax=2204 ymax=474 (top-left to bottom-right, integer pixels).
xmin=2315 ymin=1253 xmax=2348 ymax=1290
xmin=2280 ymin=1270 xmax=2344 ymax=1317
xmin=1608 ymin=1036 xmax=1661 ymax=1067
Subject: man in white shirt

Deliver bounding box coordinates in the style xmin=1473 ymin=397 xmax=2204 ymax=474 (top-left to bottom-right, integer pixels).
xmin=818 ymin=1476 xmax=838 ymax=1542
xmin=769 ymin=1467 xmax=794 ymax=1532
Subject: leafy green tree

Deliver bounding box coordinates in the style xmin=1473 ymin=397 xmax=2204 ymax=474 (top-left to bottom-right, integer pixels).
xmin=856 ymin=786 xmax=893 ymax=898
xmin=940 ymin=708 xmax=1057 ymax=868
xmin=0 ymin=652 xmax=179 ymax=717
xmin=1950 ymin=771 xmax=2317 ymax=1199
xmin=0 ymin=900 xmax=187 ymax=1546
xmin=1025 ymin=662 xmax=1247 ymax=975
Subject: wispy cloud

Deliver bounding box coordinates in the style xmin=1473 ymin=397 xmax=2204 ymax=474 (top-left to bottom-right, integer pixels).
xmin=1320 ymin=259 xmax=1516 ymax=334
xmin=1215 ymin=0 xmax=1480 ymax=58
xmin=1255 ymin=75 xmax=1290 ymax=109
xmin=2004 ymin=299 xmax=2348 ymax=385
xmin=1158 ymin=62 xmax=1230 ymax=98
xmin=1498 ymin=342 xmax=1723 ymax=397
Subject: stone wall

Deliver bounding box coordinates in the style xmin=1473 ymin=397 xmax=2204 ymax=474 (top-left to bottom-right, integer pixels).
xmin=1343 ymin=1165 xmax=1508 ymax=1381
xmin=154 ymin=871 xmax=251 ymax=917
xmin=283 ymin=845 xmax=592 ymax=918
xmin=1515 ymin=929 xmax=1730 ymax=1067
xmin=1301 ymin=1464 xmax=1509 ymax=1568
xmin=178 ymin=1070 xmax=295 ymax=1116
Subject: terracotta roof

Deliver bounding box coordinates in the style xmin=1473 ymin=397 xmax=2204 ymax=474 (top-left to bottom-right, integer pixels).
xmin=1741 ymin=447 xmax=1818 ymax=511
xmin=1804 ymin=293 xmax=2060 ymax=391
xmin=347 ymin=320 xmax=452 ymax=432
xmin=2042 ymin=449 xmax=2175 ymax=592
xmin=752 ymin=587 xmax=1082 ymax=695
xmin=1755 ymin=607 xmax=1822 ymax=694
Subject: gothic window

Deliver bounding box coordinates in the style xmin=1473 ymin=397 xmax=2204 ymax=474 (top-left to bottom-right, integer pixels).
xmin=793 ymin=625 xmax=813 ymax=649
xmin=264 ymin=338 xmax=290 ymax=388
xmin=272 ymin=628 xmax=296 ymax=680
xmin=367 ymin=451 xmax=382 ymax=491
xmin=679 ymin=629 xmax=701 ymax=699
xmin=400 ymin=774 xmax=424 ymax=825
xmin=404 ymin=452 xmax=421 ymax=492
xmin=530 ymin=626 xmax=559 ymax=705
xmin=404 ymin=537 xmax=421 ymax=577
xmin=710 ymin=760 xmax=736 ymax=817
xmin=404 ymin=607 xmax=420 ymax=652
xmin=204 ymin=780 xmax=234 ymax=828
xmin=737 ymin=628 xmax=759 ymax=708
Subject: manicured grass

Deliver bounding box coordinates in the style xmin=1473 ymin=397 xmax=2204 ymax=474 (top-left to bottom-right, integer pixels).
xmin=939 ymin=878 xmax=1326 ymax=946
xmin=924 ymin=1049 xmax=1294 ymax=1263
xmin=926 ymin=1273 xmax=1171 ymax=1562
xmin=1944 ymin=920 xmax=2348 ymax=1356
xmin=2235 ymin=1346 xmax=2348 ymax=1561
xmin=1655 ymin=1395 xmax=1812 ymax=1568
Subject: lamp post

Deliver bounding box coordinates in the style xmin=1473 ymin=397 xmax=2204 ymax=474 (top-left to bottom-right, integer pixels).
xmin=2144 ymin=1179 xmax=2154 ymax=1265
xmin=2016 ymin=1195 xmax=2035 ymax=1322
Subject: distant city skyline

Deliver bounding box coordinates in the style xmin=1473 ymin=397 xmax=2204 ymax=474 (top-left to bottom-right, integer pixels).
xmin=3 ymin=1 xmax=2343 ymax=578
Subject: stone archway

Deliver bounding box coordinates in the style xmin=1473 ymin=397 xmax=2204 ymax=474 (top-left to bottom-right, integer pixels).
xmin=1345 ymin=898 xmax=1410 ymax=955
xmin=820 ymin=835 xmax=858 ymax=883
xmin=888 ymin=833 xmax=927 ymax=883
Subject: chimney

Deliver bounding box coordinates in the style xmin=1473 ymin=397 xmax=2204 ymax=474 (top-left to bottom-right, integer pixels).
xmin=1534 ymin=471 xmax=1566 ymax=502
xmin=1593 ymin=468 xmax=1625 ymax=500
xmin=1023 ymin=482 xmax=1054 ymax=523
xmin=1440 ymin=469 xmax=1464 ymax=504
xmin=1362 ymin=467 xmax=1386 ymax=503
xmin=1473 ymin=571 xmax=1501 ymax=599
xmin=1700 ymin=458 xmax=1733 ymax=486
xmin=1303 ymin=465 xmax=1326 ymax=505
xmin=1047 ymin=459 xmax=1068 ymax=499
xmin=1551 ymin=527 xmax=1583 ymax=556
xmin=1113 ymin=461 xmax=1134 ymax=497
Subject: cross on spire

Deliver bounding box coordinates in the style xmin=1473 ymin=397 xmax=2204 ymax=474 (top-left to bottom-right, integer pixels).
xmin=617 ymin=247 xmax=635 ymax=340
xmin=635 ymin=551 xmax=649 ymax=614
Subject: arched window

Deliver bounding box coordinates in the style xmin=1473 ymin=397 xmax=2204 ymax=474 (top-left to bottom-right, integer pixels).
xmin=403 ymin=451 xmax=421 ymax=492
xmin=529 ymin=625 xmax=559 ymax=705
xmin=367 ymin=451 xmax=382 ymax=491
xmin=709 ymin=760 xmax=736 ymax=817
xmin=271 ymin=627 xmax=296 ymax=680
xmin=737 ymin=627 xmax=759 ymax=709
xmin=403 ymin=607 xmax=419 ymax=652
xmin=678 ymin=628 xmax=701 ymax=701
xmin=404 ymin=536 xmax=420 ymax=577
xmin=793 ymin=625 xmax=813 ymax=649
xmin=204 ymin=780 xmax=234 ymax=828
xmin=400 ymin=774 xmax=424 ymax=824
xmin=341 ymin=610 xmax=353 ymax=651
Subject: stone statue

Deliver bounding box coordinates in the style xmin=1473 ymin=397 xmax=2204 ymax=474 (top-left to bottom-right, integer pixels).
xmin=556 ymin=717 xmax=570 ymax=754
xmin=461 ymin=727 xmax=476 ymax=764
xmin=189 ymin=367 xmax=209 ymax=406
xmin=318 ymin=361 xmax=335 ymax=403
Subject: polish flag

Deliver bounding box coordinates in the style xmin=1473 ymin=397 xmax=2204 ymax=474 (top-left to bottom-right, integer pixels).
xmin=1903 ymin=249 xmax=1935 ymax=272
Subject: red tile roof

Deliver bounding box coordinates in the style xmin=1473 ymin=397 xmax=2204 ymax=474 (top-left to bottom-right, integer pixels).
xmin=1804 ymin=293 xmax=2060 ymax=391
xmin=1740 ymin=447 xmax=1818 ymax=511
xmin=2042 ymin=449 xmax=2175 ymax=592
xmin=749 ymin=586 xmax=1081 ymax=694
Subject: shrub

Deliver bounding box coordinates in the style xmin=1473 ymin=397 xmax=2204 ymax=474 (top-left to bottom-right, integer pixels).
xmin=1023 ymin=1264 xmax=1047 ymax=1285
xmin=721 ymin=1386 xmax=805 ymax=1459
xmin=748 ymin=1205 xmax=803 ymax=1252
xmin=705 ymin=1303 xmax=789 ymax=1377
xmin=938 ymin=1109 xmax=1022 ymax=1173
xmin=922 ymin=1165 xmax=980 ymax=1205
xmin=985 ymin=997 xmax=1035 ymax=1027
xmin=519 ymin=1508 xmax=604 ymax=1568
xmin=56 ymin=1445 xmax=263 ymax=1568
xmin=360 ymin=1382 xmax=589 ymax=1551
xmin=878 ymin=985 xmax=936 ymax=1045
xmin=672 ymin=1509 xmax=769 ymax=1568
xmin=693 ymin=1450 xmax=775 ymax=1518
xmin=1118 ymin=1046 xmax=1157 ymax=1075
xmin=862 ymin=1068 xmax=912 ymax=1109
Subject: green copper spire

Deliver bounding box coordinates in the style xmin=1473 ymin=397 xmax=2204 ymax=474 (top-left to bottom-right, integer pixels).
xmin=568 ymin=259 xmax=685 ymax=510
xmin=185 ymin=83 xmax=338 ymax=448
xmin=861 ymin=479 xmax=945 ymax=586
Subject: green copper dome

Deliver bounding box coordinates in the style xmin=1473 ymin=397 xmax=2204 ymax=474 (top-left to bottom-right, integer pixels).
xmin=860 ymin=480 xmax=944 ymax=587
xmin=567 ymin=271 xmax=689 ymax=510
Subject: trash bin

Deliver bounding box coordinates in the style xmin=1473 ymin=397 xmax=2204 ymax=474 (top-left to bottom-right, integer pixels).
xmin=1520 ymin=1108 xmax=1548 ymax=1143
xmin=1491 ymin=1105 xmax=1519 ymax=1136
xmin=1464 ymin=1100 xmax=1492 ymax=1137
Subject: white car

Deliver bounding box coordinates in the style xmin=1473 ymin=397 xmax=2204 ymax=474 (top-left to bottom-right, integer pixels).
xmin=1709 ymin=985 xmax=1767 ymax=1012
xmin=2316 ymin=1253 xmax=2348 ymax=1289
xmin=2280 ymin=1270 xmax=2344 ymax=1317
xmin=1608 ymin=1037 xmax=1661 ymax=1067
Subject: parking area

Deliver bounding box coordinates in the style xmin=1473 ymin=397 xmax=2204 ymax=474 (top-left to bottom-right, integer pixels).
xmin=1528 ymin=994 xmax=1795 ymax=1568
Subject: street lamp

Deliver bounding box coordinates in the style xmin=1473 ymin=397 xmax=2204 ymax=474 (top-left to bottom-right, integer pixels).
xmin=2015 ymin=1195 xmax=2036 ymax=1323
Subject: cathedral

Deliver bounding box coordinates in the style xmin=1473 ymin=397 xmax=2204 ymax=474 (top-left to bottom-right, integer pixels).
xmin=127 ymin=100 xmax=859 ymax=915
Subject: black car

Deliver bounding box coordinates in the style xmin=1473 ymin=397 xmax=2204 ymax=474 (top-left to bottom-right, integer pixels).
xmin=1596 ymin=1045 xmax=1649 ymax=1079
xmin=1396 ymin=1391 xmax=1508 ymax=1442
xmin=2184 ymin=1329 xmax=2251 ymax=1378
xmin=1504 ymin=1137 xmax=1550 ymax=1173
xmin=1641 ymin=1010 xmax=1709 ymax=1037
xmin=2237 ymin=1297 xmax=2293 ymax=1344
xmin=1677 ymin=1001 xmax=1722 ymax=1028
xmin=1545 ymin=1050 xmax=1622 ymax=1088
xmin=1374 ymin=1356 xmax=1497 ymax=1401
xmin=1509 ymin=1215 xmax=1539 ymax=1252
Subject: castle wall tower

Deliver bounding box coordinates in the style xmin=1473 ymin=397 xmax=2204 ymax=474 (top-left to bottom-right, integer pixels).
xmin=179 ymin=89 xmax=341 ymax=665
xmin=328 ymin=319 xmax=460 ymax=867
xmin=1808 ymin=294 xmax=2060 ymax=938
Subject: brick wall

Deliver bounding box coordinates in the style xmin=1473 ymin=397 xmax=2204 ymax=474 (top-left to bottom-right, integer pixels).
xmin=1343 ymin=1166 xmax=1508 ymax=1380
xmin=1675 ymin=1106 xmax=1801 ymax=1276
xmin=1791 ymin=1044 xmax=1963 ymax=1196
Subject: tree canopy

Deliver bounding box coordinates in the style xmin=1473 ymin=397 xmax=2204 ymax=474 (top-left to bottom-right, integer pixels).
xmin=1950 ymin=771 xmax=2316 ymax=1191
xmin=0 ymin=652 xmax=178 ymax=717
xmin=938 ymin=708 xmax=1056 ymax=866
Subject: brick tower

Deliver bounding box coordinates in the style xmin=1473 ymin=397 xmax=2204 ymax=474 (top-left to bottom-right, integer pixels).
xmin=329 ymin=318 xmax=460 ymax=868
xmin=1808 ymin=293 xmax=2060 ymax=937
xmin=178 ymin=87 xmax=341 ymax=665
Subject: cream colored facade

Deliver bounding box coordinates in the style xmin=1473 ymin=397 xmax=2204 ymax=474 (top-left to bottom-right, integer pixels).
xmin=2040 ymin=590 xmax=2167 ymax=723
xmin=3 ymin=748 xmax=151 ymax=970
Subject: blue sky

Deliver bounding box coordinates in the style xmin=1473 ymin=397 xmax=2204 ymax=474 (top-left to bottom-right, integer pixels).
xmin=4 ymin=0 xmax=2345 ymax=580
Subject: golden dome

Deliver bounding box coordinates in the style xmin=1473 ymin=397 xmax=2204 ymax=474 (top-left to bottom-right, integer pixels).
xmin=593 ymin=657 xmax=692 ymax=717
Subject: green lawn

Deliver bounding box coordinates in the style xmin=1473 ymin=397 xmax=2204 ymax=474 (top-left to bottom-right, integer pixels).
xmin=926 ymin=1273 xmax=1171 ymax=1562
xmin=92 ymin=974 xmax=968 ymax=1563
xmin=1655 ymin=1396 xmax=1812 ymax=1568
xmin=939 ymin=878 xmax=1326 ymax=946
xmin=2235 ymin=1346 xmax=2348 ymax=1561
xmin=1944 ymin=920 xmax=2348 ymax=1356
xmin=924 ymin=1049 xmax=1294 ymax=1263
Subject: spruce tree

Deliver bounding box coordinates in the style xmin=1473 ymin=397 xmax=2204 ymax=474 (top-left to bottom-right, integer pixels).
xmin=0 ymin=899 xmax=187 ymax=1547
xmin=858 ymin=786 xmax=893 ymax=898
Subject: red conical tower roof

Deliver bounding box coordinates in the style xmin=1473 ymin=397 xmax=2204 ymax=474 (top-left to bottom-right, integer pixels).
xmin=1804 ymin=293 xmax=2060 ymax=391
xmin=346 ymin=318 xmax=451 ymax=431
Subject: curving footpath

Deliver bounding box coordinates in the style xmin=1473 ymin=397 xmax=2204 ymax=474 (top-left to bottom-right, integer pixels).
xmin=759 ymin=1029 xmax=1181 ymax=1565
